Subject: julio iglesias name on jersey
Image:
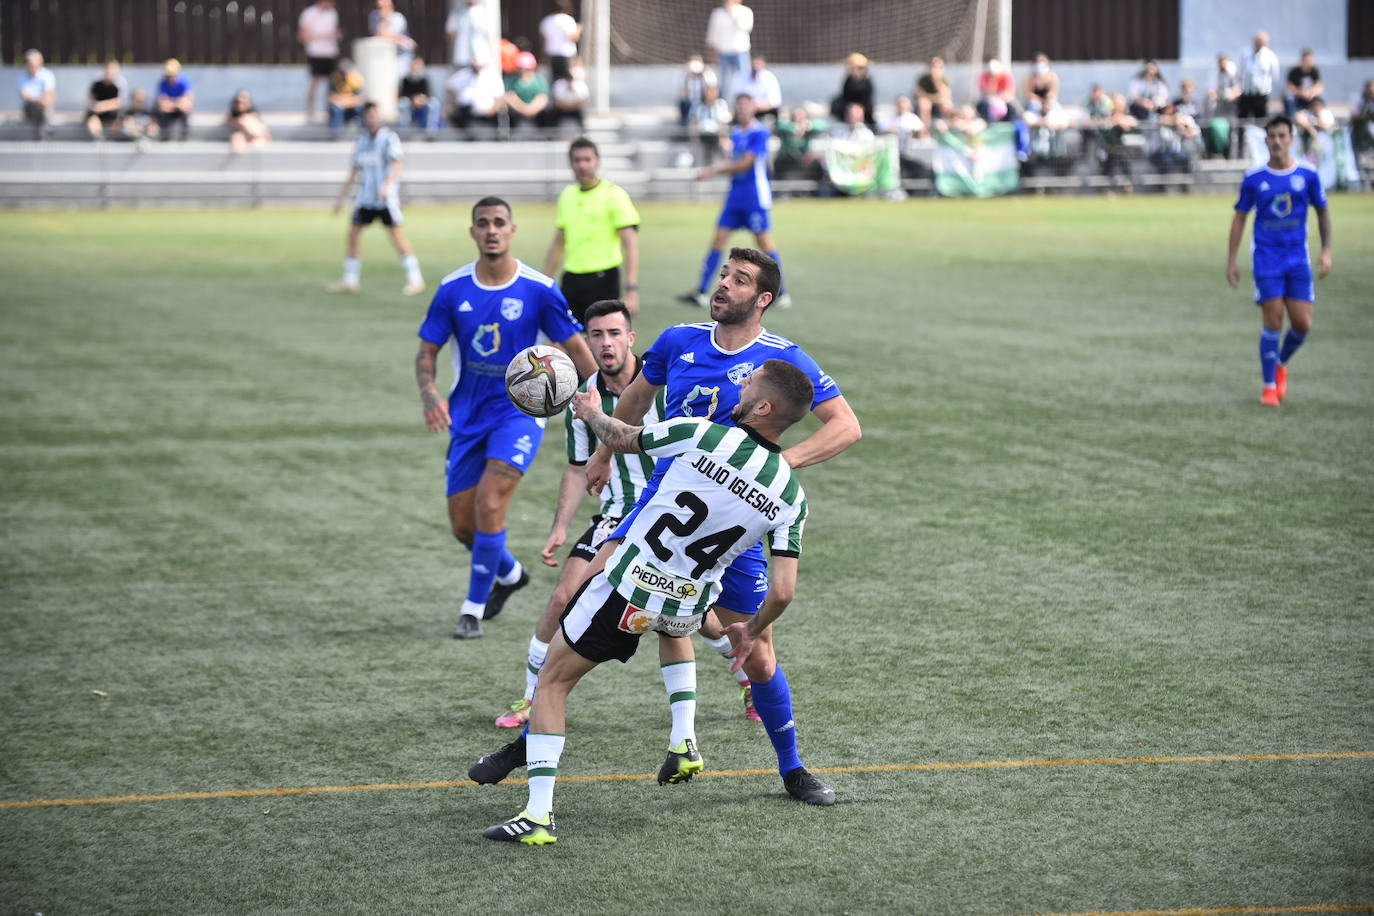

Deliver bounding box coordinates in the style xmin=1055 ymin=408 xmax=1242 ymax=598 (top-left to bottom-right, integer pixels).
xmin=689 ymin=452 xmax=781 ymax=521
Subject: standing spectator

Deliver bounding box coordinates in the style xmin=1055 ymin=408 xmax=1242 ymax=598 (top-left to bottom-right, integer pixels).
xmin=1283 ymin=49 xmax=1324 ymax=120
xmin=1351 ymin=79 xmax=1374 ymax=154
xmin=1205 ymin=52 xmax=1242 ymax=158
xmin=369 ymin=0 xmax=416 ymax=80
xmin=1238 ymin=30 xmax=1280 ymax=121
xmin=677 ymin=54 xmax=718 ymax=126
xmin=1023 ymin=52 xmax=1059 ymax=115
xmin=298 ymin=0 xmax=341 ymax=123
xmin=539 ymin=1 xmax=581 ymax=84
xmin=1127 ymin=59 xmax=1170 ymax=120
xmin=155 ymin=59 xmax=194 ymax=141
xmin=18 ymin=49 xmax=56 ymax=141
xmin=328 ymin=60 xmax=366 ymax=135
xmin=226 ymin=90 xmax=271 ymax=154
xmin=915 ymin=56 xmax=952 ymax=136
xmin=446 ymin=0 xmax=493 ymax=74
xmin=550 ymin=58 xmax=590 ymax=128
xmin=504 ymin=52 xmax=551 ymax=131
xmin=706 ymin=0 xmax=753 ymax=100
xmin=85 ymin=60 xmax=127 ymax=141
xmin=738 ymin=56 xmax=781 ymax=122
xmin=976 ymin=58 xmax=1017 ymax=123
xmin=542 ymin=137 xmax=642 ymax=320
xmin=830 ymin=53 xmax=874 ymax=126
xmin=399 ymin=56 xmax=435 ymax=134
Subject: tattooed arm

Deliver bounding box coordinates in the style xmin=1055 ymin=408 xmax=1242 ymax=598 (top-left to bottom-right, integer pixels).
xmin=416 ymin=340 xmax=451 ymax=433
xmin=570 ymin=388 xmax=642 ymax=454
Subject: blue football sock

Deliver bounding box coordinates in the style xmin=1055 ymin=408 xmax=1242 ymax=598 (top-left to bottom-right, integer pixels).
xmin=1259 ymin=328 xmax=1281 ymax=386
xmin=468 ymin=529 xmax=506 ymax=605
xmin=496 ymin=548 xmax=518 ymax=580
xmin=750 ymin=666 xmax=803 ymax=776
xmin=766 ymin=250 xmax=785 ymax=294
xmin=697 ymin=248 xmax=723 ymax=294
xmin=1278 ymin=328 xmax=1307 ymax=365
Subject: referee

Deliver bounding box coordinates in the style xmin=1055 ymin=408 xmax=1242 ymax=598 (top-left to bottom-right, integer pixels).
xmin=543 ymin=137 xmax=642 ymax=321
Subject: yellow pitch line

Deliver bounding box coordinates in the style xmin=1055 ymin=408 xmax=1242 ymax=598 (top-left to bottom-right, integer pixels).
xmin=999 ymin=904 xmax=1374 ymax=916
xmin=2 ymin=750 xmax=1370 ymax=811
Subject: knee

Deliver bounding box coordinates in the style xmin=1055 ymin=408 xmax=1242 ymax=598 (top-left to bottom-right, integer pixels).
xmin=450 ymin=520 xmax=475 ymax=547
xmin=1292 ymin=315 xmax=1313 ymax=335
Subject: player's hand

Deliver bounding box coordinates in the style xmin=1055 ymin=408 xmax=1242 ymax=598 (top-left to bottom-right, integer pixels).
xmin=571 ymin=387 xmax=601 ymax=420
xmin=584 ymin=448 xmax=612 ymax=495
xmin=1226 ymin=262 xmax=1239 ymax=289
xmin=695 ymin=167 xmax=712 ymax=181
xmin=422 ymin=397 xmax=450 ymax=434
xmin=331 ymin=199 xmax=343 ymax=215
xmin=623 ymin=288 xmax=640 ymax=317
xmin=722 ymin=622 xmax=755 ymax=675
xmin=540 ymin=528 xmax=567 ymax=567
xmin=1317 ymin=249 xmax=1332 ymax=279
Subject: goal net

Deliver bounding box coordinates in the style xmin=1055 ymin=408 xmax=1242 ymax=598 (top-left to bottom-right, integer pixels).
xmin=606 ymin=0 xmax=1000 ymax=65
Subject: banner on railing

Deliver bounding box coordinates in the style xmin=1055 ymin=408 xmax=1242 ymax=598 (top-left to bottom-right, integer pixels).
xmin=934 ymin=122 xmax=1020 ymax=198
xmin=824 ymin=134 xmax=901 ymax=196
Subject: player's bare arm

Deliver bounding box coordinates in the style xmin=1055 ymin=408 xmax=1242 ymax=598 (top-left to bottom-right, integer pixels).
xmin=585 ymin=373 xmax=660 ymax=492
xmin=381 ymin=159 xmax=403 ymax=199
xmin=618 ymin=226 xmax=640 ymax=316
xmin=415 ymin=340 xmax=450 ymax=433
xmin=1226 ymin=210 xmax=1248 ymax=288
xmin=1315 ymin=205 xmax=1333 ymax=277
xmin=698 ymin=151 xmax=755 ymax=181
xmin=332 ymin=166 xmax=358 ymax=215
xmin=541 ymin=463 xmax=588 ymax=567
xmin=724 ymin=556 xmax=797 ymax=673
xmin=571 ymin=389 xmax=643 ymax=454
xmin=780 ymin=395 xmax=862 ymax=470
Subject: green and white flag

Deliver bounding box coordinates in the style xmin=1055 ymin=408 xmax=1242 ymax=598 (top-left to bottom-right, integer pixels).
xmin=824 ymin=134 xmax=901 ymax=195
xmin=934 ymin=122 xmax=1020 ymax=197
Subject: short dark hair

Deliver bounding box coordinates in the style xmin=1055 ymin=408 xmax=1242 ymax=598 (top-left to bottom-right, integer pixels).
xmin=728 ymin=247 xmax=781 ymax=305
xmin=583 ymin=299 xmax=631 ymax=327
xmin=471 ymin=196 xmax=513 ymax=222
xmin=755 ymin=359 xmax=813 ymax=427
xmin=1265 ymin=114 xmax=1294 ymax=135
xmin=362 ymin=101 xmax=378 ymax=114
xmin=568 ymin=136 xmax=598 ymax=158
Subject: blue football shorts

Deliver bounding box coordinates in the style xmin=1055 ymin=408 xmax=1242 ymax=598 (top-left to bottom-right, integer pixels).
xmin=717 ymin=204 xmax=771 ymax=234
xmin=1253 ymin=247 xmax=1315 ymax=304
xmin=445 ymin=413 xmax=546 ymax=496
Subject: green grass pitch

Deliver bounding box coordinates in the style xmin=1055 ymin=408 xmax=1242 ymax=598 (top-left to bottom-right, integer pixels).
xmin=1 ymin=195 xmax=1372 ymax=915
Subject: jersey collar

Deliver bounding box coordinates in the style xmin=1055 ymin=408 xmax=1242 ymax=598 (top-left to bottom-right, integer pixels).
xmin=709 ymin=324 xmax=766 ymax=356
xmin=737 ymin=422 xmax=781 ymax=452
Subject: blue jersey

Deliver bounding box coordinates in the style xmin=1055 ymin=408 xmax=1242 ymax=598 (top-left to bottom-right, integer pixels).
xmin=642 ymin=322 xmax=841 ymax=424
xmin=724 ymin=121 xmax=773 ymax=212
xmin=1236 ymin=162 xmax=1327 ymax=255
xmin=418 ymin=260 xmax=582 ymax=431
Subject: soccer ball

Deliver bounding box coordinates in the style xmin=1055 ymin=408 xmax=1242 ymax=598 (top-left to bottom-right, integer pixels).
xmin=505 ymin=345 xmax=578 ymax=417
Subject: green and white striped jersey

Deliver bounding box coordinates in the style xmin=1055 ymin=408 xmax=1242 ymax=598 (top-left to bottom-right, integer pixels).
xmin=565 ymin=369 xmax=667 ymax=517
xmin=604 ymin=417 xmax=808 ymax=619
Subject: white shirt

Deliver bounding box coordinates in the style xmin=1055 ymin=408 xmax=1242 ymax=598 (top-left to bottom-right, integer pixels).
xmin=706 ymin=4 xmax=753 ymax=55
xmin=540 ymin=12 xmax=579 ymax=58
xmin=737 ymin=67 xmax=781 ymax=109
xmin=298 ymin=4 xmax=340 ymax=58
xmin=446 ymin=4 xmax=491 ymax=68
xmin=19 ymin=67 xmax=55 ymax=103
xmin=1240 ymin=45 xmax=1281 ymax=95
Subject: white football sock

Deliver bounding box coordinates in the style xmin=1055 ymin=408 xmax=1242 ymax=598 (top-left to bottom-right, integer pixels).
xmin=525 ymin=732 xmax=566 ymax=820
xmin=401 ymin=253 xmax=422 ymax=285
xmin=700 ymin=631 xmax=749 ymax=685
xmin=496 ymin=560 xmax=524 ymax=586
xmin=661 ymin=660 xmax=697 ymax=747
xmin=459 ymin=599 xmax=484 ymax=621
xmin=524 ymin=635 xmax=549 ymax=701
xmin=342 ymin=257 xmax=360 ymax=285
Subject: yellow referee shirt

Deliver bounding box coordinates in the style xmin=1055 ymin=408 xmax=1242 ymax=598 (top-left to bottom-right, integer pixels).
xmin=555 ymin=179 xmax=641 ymax=274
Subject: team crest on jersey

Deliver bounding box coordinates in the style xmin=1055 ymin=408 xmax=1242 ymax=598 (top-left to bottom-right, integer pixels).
xmin=1291 ymin=175 xmax=1305 ymax=192
xmin=471 ymin=323 xmax=501 ymax=357
xmin=1269 ymin=192 xmax=1293 ymax=218
xmin=682 ymin=384 xmax=721 ymax=419
xmin=617 ymin=605 xmax=658 ymax=634
xmin=500 ymin=297 xmax=524 ymax=320
xmin=727 ymin=362 xmax=755 ymax=385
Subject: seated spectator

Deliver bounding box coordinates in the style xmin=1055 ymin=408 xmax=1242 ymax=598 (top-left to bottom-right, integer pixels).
xmin=915 ymin=56 xmax=952 ymax=135
xmin=399 ymin=56 xmax=434 ymax=134
xmin=500 ymin=38 xmax=520 ymax=75
xmin=155 ymin=58 xmax=195 ymax=141
xmin=1294 ymin=96 xmax=1336 ymax=151
xmin=1127 ymin=59 xmax=1169 ymax=121
xmin=445 ymin=64 xmax=505 ymax=134
xmin=327 ymin=59 xmax=365 ymax=134
xmin=550 ymin=57 xmax=590 ymax=127
xmin=690 ymin=83 xmax=732 ymax=165
xmin=19 ymin=49 xmax=56 ymax=141
xmin=773 ymin=106 xmax=825 ymax=183
xmin=1152 ymin=99 xmax=1200 ymax=172
xmin=85 ymin=60 xmax=127 ymax=141
xmin=504 ymin=51 xmax=551 ymax=130
xmin=831 ymin=101 xmax=874 ymax=141
xmin=1103 ymin=91 xmax=1140 ymax=188
xmin=1023 ymin=52 xmax=1059 ymax=116
xmin=942 ymin=104 xmax=986 ymax=138
xmin=878 ymin=95 xmax=922 ymax=139
xmin=120 ymin=88 xmax=158 ymax=142
xmin=830 ymin=53 xmax=874 ymax=126
xmin=678 ymin=54 xmax=718 ymax=126
xmin=1174 ymin=78 xmax=1202 ymax=121
xmin=1283 ymin=49 xmax=1323 ymax=120
xmin=976 ymin=58 xmax=1018 ymax=123
xmin=1351 ymin=79 xmax=1374 ymax=154
xmin=738 ymin=55 xmax=781 ymax=122
xmin=1205 ymin=54 xmax=1241 ymax=158
xmin=226 ymin=89 xmax=271 ymax=154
